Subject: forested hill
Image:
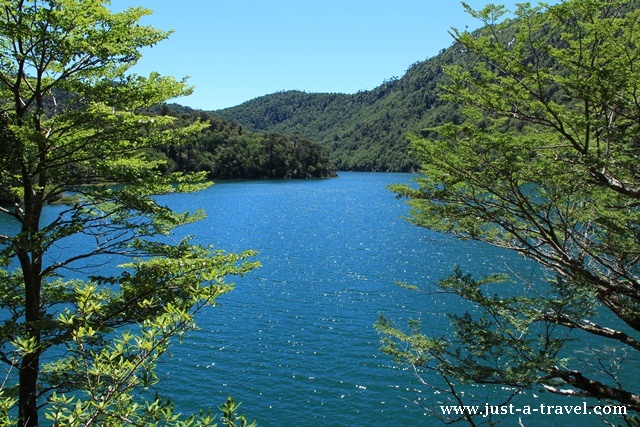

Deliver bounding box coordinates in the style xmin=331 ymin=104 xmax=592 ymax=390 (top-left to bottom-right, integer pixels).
xmin=213 ymin=45 xmax=465 ymax=172
xmin=203 ymin=2 xmax=639 ymax=172
xmin=150 ymin=104 xmax=336 ymax=180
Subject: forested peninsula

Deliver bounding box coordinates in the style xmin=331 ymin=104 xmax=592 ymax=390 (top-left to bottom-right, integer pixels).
xmin=141 ymin=1 xmax=640 ymax=177
xmin=149 ymin=104 xmax=336 ymax=180
xmin=162 ymin=19 xmax=497 ymax=174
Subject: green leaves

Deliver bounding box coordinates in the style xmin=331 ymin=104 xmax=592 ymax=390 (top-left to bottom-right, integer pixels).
xmin=19 ymin=241 xmax=259 ymax=425
xmin=382 ymin=0 xmax=640 ymax=421
xmin=0 ymin=1 xmax=260 ymax=426
xmin=396 ymin=0 xmax=640 ymax=299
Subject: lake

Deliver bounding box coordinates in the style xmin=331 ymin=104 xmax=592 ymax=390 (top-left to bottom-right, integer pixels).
xmin=147 ymin=172 xmax=555 ymax=426
xmin=153 ymin=172 xmax=453 ymax=426
xmin=4 ymin=171 xmax=632 ymax=426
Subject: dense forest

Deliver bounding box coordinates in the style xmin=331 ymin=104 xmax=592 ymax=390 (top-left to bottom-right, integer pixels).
xmin=150 ymin=104 xmax=336 ymax=179
xmin=212 ymin=45 xmax=468 ymax=172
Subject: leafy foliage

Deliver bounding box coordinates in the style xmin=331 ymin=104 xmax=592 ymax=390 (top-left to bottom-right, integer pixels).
xmin=0 ymin=1 xmax=258 ymax=426
xmin=378 ymin=1 xmax=640 ymax=425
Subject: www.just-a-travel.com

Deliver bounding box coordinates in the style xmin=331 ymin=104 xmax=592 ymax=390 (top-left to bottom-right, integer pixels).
xmin=440 ymin=402 xmax=628 ymax=417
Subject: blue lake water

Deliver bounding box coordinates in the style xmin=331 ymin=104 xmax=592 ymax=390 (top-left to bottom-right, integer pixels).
xmin=144 ymin=172 xmax=576 ymax=426
xmin=4 ymin=171 xmax=635 ymax=426
xmin=153 ymin=172 xmax=457 ymax=426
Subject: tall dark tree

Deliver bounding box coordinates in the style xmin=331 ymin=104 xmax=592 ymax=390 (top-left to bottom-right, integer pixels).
xmin=378 ymin=1 xmax=640 ymax=425
xmin=0 ymin=1 xmax=257 ymax=426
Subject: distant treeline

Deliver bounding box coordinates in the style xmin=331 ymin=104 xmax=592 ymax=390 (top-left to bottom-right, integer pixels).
xmin=160 ymin=14 xmax=522 ymax=173
xmin=213 ymin=88 xmax=422 ymax=172
xmin=151 ymin=104 xmax=336 ymax=180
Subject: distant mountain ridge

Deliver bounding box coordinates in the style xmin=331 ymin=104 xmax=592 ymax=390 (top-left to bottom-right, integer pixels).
xmin=212 ymin=44 xmax=465 ymax=172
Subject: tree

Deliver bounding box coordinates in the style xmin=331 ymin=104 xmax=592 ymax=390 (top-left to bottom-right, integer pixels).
xmin=0 ymin=1 xmax=258 ymax=426
xmin=378 ymin=1 xmax=640 ymax=425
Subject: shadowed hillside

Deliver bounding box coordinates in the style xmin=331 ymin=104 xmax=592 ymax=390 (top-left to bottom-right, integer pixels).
xmin=151 ymin=104 xmax=336 ymax=180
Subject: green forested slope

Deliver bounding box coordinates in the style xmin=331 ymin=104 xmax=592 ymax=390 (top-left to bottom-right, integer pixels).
xmin=151 ymin=104 xmax=336 ymax=179
xmin=213 ymin=45 xmax=466 ymax=172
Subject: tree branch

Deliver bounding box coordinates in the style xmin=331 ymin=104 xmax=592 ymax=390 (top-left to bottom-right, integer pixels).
xmin=549 ymin=366 xmax=640 ymax=411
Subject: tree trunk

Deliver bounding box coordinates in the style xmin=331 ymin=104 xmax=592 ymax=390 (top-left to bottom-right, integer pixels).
xmin=17 ymin=263 xmax=42 ymax=427
xmin=18 ymin=352 xmax=39 ymax=427
xmin=17 ymin=181 xmax=44 ymax=427
xmin=17 ymin=256 xmax=42 ymax=427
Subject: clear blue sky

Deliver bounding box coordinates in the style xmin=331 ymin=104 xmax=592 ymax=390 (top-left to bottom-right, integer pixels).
xmin=109 ymin=1 xmax=533 ymax=111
